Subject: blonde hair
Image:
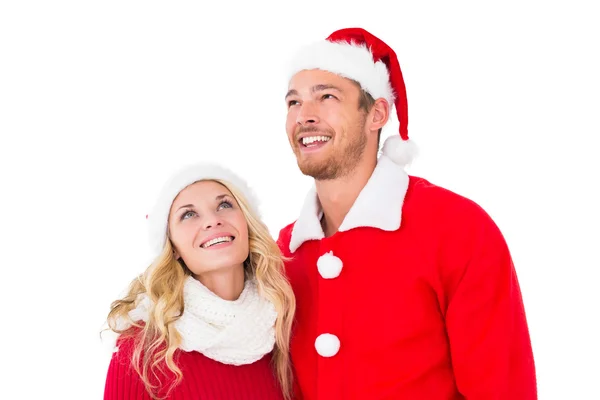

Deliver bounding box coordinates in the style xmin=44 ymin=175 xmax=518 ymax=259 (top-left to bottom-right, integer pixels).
xmin=107 ymin=179 xmax=296 ymax=399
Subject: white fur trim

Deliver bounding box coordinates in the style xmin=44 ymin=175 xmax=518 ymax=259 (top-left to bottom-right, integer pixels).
xmin=382 ymin=136 xmax=418 ymax=167
xmin=289 ymin=40 xmax=395 ymax=107
xmin=147 ymin=163 xmax=260 ymax=257
xmin=315 ymin=333 xmax=341 ymax=357
xmin=289 ymin=155 xmax=409 ymax=253
xmin=317 ymin=251 xmax=343 ymax=279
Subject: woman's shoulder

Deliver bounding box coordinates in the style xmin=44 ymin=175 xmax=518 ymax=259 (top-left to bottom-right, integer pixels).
xmin=108 ymin=328 xmax=141 ymax=368
xmin=104 ymin=328 xmax=149 ymax=399
xmin=105 ymin=327 xmax=180 ymax=399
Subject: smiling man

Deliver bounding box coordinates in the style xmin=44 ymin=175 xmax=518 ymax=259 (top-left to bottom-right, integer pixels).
xmin=277 ymin=28 xmax=537 ymax=399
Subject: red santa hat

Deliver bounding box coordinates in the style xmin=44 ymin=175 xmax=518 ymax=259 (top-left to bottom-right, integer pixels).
xmin=288 ymin=27 xmax=417 ymax=167
xmin=146 ymin=163 xmax=260 ymax=257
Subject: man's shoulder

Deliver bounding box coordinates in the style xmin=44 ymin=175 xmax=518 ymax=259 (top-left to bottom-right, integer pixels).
xmin=406 ymin=176 xmax=510 ymax=261
xmin=406 ymin=175 xmax=495 ymax=226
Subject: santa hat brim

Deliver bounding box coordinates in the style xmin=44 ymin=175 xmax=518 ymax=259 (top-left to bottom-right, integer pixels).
xmin=289 ymin=40 xmax=396 ymax=107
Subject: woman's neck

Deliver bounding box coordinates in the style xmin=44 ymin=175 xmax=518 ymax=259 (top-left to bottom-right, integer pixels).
xmin=195 ymin=264 xmax=245 ymax=300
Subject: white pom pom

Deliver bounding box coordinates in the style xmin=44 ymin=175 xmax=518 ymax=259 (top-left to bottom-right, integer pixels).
xmin=382 ymin=136 xmax=418 ymax=166
xmin=317 ymin=251 xmax=343 ymax=279
xmin=315 ymin=333 xmax=341 ymax=357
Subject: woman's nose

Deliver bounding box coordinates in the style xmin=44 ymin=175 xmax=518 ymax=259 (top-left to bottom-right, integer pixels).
xmin=202 ymin=214 xmax=224 ymax=230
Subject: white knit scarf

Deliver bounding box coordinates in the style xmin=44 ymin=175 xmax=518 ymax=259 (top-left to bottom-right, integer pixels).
xmin=124 ymin=277 xmax=278 ymax=366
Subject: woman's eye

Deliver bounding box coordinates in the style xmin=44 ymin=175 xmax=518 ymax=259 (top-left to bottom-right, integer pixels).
xmin=322 ymin=94 xmax=336 ymax=100
xmin=182 ymin=211 xmax=196 ymax=220
xmin=288 ymin=100 xmax=299 ymax=107
xmin=218 ymin=201 xmax=233 ymax=210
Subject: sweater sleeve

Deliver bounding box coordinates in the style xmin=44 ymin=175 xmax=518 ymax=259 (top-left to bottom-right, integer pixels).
xmin=104 ymin=336 xmax=152 ymax=400
xmin=442 ymin=204 xmax=537 ymax=399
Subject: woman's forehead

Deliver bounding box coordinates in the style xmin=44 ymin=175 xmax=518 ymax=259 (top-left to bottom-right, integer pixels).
xmin=172 ymin=180 xmax=231 ymax=207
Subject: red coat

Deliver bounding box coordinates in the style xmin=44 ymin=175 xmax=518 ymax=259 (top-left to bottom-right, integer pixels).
xmin=277 ymin=156 xmax=536 ymax=400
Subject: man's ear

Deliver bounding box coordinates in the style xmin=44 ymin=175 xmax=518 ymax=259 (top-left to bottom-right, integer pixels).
xmin=368 ymin=98 xmax=390 ymax=132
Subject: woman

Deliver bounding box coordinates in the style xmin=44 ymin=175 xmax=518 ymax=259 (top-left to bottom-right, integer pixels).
xmin=104 ymin=163 xmax=296 ymax=400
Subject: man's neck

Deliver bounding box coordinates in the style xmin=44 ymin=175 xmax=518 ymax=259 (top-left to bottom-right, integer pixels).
xmin=316 ymin=157 xmax=376 ymax=237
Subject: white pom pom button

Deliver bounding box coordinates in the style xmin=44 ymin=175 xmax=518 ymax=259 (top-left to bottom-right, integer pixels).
xmin=317 ymin=251 xmax=343 ymax=279
xmin=315 ymin=333 xmax=340 ymax=357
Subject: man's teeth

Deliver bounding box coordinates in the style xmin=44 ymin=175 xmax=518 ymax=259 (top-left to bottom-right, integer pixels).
xmin=302 ymin=136 xmax=331 ymax=146
xmin=202 ymin=236 xmax=233 ymax=248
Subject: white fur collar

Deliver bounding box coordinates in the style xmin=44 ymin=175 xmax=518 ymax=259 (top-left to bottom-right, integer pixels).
xmin=289 ymin=155 xmax=410 ymax=253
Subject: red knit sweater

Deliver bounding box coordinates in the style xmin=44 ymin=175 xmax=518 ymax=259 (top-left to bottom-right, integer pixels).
xmin=278 ymin=176 xmax=536 ymax=399
xmin=104 ymin=335 xmax=284 ymax=400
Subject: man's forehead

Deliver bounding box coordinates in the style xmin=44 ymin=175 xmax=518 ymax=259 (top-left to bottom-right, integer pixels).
xmin=290 ymin=69 xmax=344 ymax=84
xmin=287 ymin=71 xmax=355 ymax=96
xmin=286 ymin=83 xmax=343 ymax=96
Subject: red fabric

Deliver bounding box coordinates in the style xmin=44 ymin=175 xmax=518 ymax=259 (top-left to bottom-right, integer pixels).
xmin=278 ymin=176 xmax=537 ymax=400
xmin=327 ymin=27 xmax=409 ymax=141
xmin=104 ymin=335 xmax=284 ymax=400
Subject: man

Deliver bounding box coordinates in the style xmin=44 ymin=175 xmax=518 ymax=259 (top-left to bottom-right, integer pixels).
xmin=277 ymin=28 xmax=537 ymax=399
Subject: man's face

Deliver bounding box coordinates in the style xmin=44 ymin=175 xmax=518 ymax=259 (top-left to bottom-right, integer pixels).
xmin=285 ymin=69 xmax=368 ymax=180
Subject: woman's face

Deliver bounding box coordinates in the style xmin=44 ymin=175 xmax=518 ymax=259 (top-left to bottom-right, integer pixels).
xmin=168 ymin=180 xmax=249 ymax=277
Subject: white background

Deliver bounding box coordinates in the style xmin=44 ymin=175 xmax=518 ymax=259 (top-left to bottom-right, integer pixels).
xmin=1 ymin=1 xmax=598 ymax=399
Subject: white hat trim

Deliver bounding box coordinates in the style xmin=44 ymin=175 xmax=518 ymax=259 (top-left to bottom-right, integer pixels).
xmin=289 ymin=40 xmax=395 ymax=107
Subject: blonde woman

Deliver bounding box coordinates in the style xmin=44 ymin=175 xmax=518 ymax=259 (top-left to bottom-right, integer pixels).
xmin=104 ymin=163 xmax=296 ymax=400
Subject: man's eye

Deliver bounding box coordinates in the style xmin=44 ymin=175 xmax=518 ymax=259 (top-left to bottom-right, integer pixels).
xmin=288 ymin=100 xmax=299 ymax=107
xmin=322 ymin=94 xmax=336 ymax=100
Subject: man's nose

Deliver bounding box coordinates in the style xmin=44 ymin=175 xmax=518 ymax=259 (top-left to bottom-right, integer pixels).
xmin=296 ymin=101 xmax=320 ymax=126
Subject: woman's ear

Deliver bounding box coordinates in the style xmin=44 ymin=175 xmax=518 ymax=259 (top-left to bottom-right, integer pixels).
xmin=169 ymin=238 xmax=180 ymax=260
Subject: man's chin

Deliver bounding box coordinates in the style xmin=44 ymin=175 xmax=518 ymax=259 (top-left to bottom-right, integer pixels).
xmin=298 ymin=162 xmax=334 ymax=180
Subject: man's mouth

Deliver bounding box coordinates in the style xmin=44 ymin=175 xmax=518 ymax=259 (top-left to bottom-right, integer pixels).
xmin=200 ymin=236 xmax=235 ymax=248
xmin=299 ymin=135 xmax=331 ymax=148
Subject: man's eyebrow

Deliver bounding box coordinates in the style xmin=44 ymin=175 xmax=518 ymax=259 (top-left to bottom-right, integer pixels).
xmin=285 ymin=84 xmax=343 ymax=100
xmin=311 ymin=84 xmax=343 ymax=93
xmin=285 ymin=89 xmax=298 ymax=99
